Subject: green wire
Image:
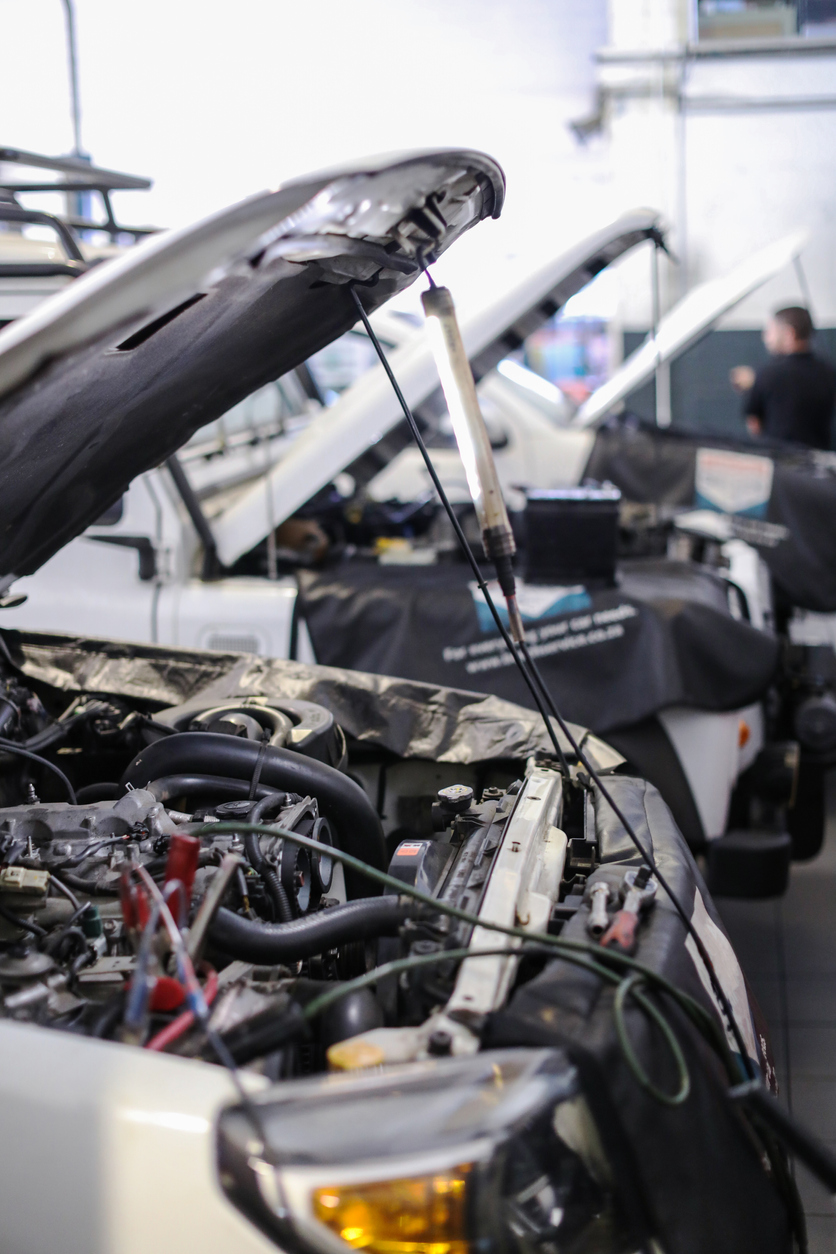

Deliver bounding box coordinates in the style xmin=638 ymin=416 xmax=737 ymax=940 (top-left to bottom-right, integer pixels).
xmin=191 ymin=826 xmax=805 ymax=1236
xmin=201 ymin=820 xmax=745 ymax=1094
xmin=303 ymin=945 xmax=534 ymax=1021
xmin=302 ymin=946 xmax=690 ymax=1108
xmin=613 ymin=973 xmax=691 ymax=1106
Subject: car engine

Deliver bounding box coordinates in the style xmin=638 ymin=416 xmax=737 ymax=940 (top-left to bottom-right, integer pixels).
xmin=0 ymin=668 xmax=588 ymax=1075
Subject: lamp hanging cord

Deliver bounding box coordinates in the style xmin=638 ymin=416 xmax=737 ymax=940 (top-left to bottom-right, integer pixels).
xmin=349 ymin=287 xmax=570 ymax=778
xmin=350 ymin=282 xmax=755 ymax=1081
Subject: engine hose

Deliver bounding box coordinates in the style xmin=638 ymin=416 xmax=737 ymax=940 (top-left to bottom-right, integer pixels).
xmin=76 ymin=782 xmax=124 ymax=804
xmin=148 ymin=778 xmax=296 ymax=920
xmin=145 ymin=774 xmax=281 ymax=805
xmin=244 ymin=793 xmax=294 ymax=923
xmin=209 ymin=896 xmax=422 ymax=964
xmin=261 ymin=864 xmax=294 ymax=924
xmin=58 ymin=871 xmax=121 ymax=897
xmin=121 ymin=732 xmax=386 ymax=897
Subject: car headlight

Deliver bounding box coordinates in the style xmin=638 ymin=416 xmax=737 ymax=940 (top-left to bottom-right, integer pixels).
xmin=217 ymin=1049 xmax=626 ymax=1254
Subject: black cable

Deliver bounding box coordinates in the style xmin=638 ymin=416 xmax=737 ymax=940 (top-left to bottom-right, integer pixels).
xmin=351 ymin=284 xmax=757 ymax=1081
xmin=49 ymin=874 xmax=81 ymax=910
xmin=56 ymin=836 xmax=131 ymax=869
xmin=205 ymin=1025 xmax=273 ymax=1154
xmin=0 ymin=902 xmax=47 ymax=937
xmin=90 ymin=989 xmax=126 ymax=1039
xmin=44 ymin=902 xmax=91 ymax=955
xmin=243 ymin=790 xmax=294 ymax=923
xmin=56 ymin=871 xmax=118 ymax=897
xmin=0 ymin=739 xmax=77 ymax=803
xmin=23 ymin=706 xmax=95 ymax=752
xmin=350 ymin=288 xmax=572 ymax=778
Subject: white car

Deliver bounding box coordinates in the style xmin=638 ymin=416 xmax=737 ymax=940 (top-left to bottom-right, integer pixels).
xmin=0 ymin=148 xmax=806 ymax=1254
xmin=0 ymin=198 xmax=817 ymax=889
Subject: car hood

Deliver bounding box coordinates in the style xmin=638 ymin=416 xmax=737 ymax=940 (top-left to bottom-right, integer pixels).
xmin=0 ymin=149 xmax=504 ymax=584
xmin=574 ymin=229 xmax=808 ymax=428
xmin=211 ymin=208 xmax=662 ymax=565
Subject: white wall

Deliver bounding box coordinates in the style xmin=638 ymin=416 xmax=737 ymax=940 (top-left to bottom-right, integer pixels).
xmin=597 ymin=0 xmax=836 ymax=331
xmin=683 ymin=50 xmax=836 ymax=328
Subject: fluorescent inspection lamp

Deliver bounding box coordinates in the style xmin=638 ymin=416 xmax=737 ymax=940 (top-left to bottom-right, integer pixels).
xmin=421 ymin=285 xmax=524 ymax=642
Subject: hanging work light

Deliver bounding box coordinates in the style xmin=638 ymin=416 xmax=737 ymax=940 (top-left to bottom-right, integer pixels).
xmin=421 ymin=285 xmax=524 ymax=642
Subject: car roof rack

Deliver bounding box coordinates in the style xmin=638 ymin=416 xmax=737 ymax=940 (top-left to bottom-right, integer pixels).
xmin=0 ymin=146 xmax=155 ymax=243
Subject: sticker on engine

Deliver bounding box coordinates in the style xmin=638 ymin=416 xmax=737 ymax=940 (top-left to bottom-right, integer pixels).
xmin=396 ymin=843 xmax=425 ymax=856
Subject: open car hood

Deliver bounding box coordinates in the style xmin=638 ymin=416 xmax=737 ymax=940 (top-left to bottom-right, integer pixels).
xmin=574 ymin=229 xmax=808 ymax=428
xmin=211 ymin=209 xmax=662 ymax=566
xmin=0 ymin=149 xmax=504 ymax=584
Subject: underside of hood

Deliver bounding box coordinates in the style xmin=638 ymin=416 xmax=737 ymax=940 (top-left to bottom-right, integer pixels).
xmin=212 ymin=209 xmax=662 ymax=564
xmin=0 ymin=149 xmax=504 ymax=582
xmin=574 ymin=229 xmax=808 ymax=428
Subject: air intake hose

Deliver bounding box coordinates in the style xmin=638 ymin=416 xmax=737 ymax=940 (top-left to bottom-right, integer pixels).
xmin=209 ymin=896 xmax=419 ymax=963
xmin=120 ymin=732 xmax=385 ymax=897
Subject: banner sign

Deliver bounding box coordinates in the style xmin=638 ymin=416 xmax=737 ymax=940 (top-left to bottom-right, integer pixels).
xmin=299 ymin=560 xmax=777 ymax=734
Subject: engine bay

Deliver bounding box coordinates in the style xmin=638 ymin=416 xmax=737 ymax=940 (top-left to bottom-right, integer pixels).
xmin=0 ymin=664 xmax=591 ymax=1075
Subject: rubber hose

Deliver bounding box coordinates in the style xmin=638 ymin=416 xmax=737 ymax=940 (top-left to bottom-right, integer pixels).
xmin=244 ymin=792 xmax=294 ymax=923
xmin=209 ymin=896 xmax=420 ymax=963
xmin=121 ymin=733 xmax=386 ymax=897
xmin=90 ymin=990 xmax=126 ymax=1039
xmin=0 ymin=699 xmax=16 ymax=737
xmin=148 ymin=777 xmax=296 ymax=921
xmin=59 ymin=872 xmax=120 ymax=897
xmin=249 ymin=792 xmax=288 ymax=825
xmin=222 ymin=983 xmax=382 ymax=1066
xmin=262 ymin=865 xmax=294 ymax=923
xmin=145 ymin=774 xmax=280 ymax=805
xmin=76 ymin=782 xmax=124 ymax=804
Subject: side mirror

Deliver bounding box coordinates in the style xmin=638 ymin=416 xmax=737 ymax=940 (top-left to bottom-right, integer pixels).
xmin=87 ymin=534 xmax=157 ymax=582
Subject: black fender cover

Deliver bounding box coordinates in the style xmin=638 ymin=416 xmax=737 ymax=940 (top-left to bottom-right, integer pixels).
xmin=485 ymin=775 xmax=792 ymax=1254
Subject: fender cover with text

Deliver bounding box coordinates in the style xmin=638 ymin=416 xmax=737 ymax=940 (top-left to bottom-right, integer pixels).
xmin=297 ymin=558 xmax=779 ymax=734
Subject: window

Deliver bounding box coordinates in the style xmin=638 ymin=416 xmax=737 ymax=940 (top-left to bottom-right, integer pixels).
xmin=698 ymin=0 xmax=836 ymax=40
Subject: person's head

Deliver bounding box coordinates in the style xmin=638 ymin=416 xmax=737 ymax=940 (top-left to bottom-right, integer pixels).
xmin=763 ymin=306 xmax=814 ymax=355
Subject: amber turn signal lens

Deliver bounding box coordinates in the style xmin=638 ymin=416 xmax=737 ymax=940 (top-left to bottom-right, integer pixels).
xmin=312 ymin=1165 xmax=471 ymax=1254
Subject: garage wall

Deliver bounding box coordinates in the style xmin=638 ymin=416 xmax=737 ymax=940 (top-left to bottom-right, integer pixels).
xmin=585 ymin=0 xmax=836 ymax=434
xmin=593 ymin=0 xmax=836 ymax=331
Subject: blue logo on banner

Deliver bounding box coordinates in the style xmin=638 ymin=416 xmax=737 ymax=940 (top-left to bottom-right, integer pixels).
xmin=694 ymin=447 xmax=774 ymax=520
xmin=470 ymin=583 xmax=592 ymax=634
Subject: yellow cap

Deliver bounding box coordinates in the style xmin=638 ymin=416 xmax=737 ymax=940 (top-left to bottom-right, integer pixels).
xmin=327 ymin=1038 xmax=387 ymax=1071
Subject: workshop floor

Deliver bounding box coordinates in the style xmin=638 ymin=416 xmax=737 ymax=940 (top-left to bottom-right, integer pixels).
xmin=716 ymin=773 xmax=836 ymax=1254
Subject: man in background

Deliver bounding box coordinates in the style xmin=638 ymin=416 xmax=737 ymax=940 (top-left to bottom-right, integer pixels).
xmin=730 ymin=306 xmax=835 ymax=449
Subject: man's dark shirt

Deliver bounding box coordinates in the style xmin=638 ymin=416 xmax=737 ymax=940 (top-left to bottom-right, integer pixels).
xmin=744 ymin=351 xmax=836 ymax=449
